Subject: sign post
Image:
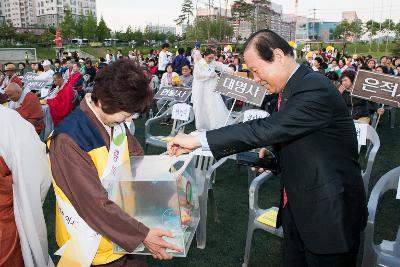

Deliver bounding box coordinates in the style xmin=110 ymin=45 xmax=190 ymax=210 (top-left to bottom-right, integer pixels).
xmin=351 ymin=70 xmax=400 ymax=128
xmin=154 ymin=87 xmax=192 ymax=103
xmin=214 ymin=72 xmax=266 ymax=126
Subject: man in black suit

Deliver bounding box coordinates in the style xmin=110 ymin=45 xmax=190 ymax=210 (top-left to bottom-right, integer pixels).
xmin=167 ymin=29 xmax=367 ymax=267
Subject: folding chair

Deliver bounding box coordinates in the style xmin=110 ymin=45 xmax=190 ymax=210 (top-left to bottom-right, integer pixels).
xmin=362 ymin=166 xmax=400 ymax=267
xmin=354 ymin=122 xmax=381 ymax=194
xmin=242 ymin=171 xmax=282 ymax=267
xmin=144 ymin=103 xmax=194 ymax=152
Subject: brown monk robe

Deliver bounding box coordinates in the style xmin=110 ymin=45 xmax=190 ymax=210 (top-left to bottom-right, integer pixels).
xmin=0 ymin=157 xmax=24 ymax=267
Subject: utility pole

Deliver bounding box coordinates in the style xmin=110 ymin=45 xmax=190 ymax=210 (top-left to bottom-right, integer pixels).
xmin=385 ymin=0 xmax=393 ymax=52
xmin=377 ymin=0 xmax=383 ymax=52
xmin=312 ymin=8 xmax=316 ymax=40
xmin=309 ymin=8 xmax=317 ymax=40
xmin=369 ymin=0 xmax=375 ymax=52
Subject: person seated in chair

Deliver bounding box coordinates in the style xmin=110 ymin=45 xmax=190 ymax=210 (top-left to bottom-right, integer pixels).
xmin=338 ymin=70 xmax=384 ymax=124
xmin=5 ymin=82 xmax=44 ymax=133
xmin=41 ymin=72 xmax=75 ymax=127
xmin=179 ymin=64 xmax=193 ymax=88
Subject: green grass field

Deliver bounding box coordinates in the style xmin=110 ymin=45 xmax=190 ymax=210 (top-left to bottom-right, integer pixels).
xmin=29 ymin=42 xmax=398 ymax=61
xmin=43 ymin=113 xmax=400 ymax=266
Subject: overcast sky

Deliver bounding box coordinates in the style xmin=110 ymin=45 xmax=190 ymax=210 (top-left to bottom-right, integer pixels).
xmin=96 ymin=0 xmax=400 ymax=31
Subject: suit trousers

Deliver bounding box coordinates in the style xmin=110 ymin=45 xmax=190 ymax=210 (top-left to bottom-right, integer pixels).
xmin=281 ymin=203 xmax=360 ymax=267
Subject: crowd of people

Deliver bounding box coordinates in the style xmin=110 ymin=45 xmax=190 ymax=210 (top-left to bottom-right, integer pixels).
xmin=0 ymin=31 xmax=399 ymax=266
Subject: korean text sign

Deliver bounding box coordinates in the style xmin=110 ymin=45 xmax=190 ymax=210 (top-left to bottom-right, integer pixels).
xmin=214 ymin=72 xmax=266 ymax=107
xmin=154 ymin=87 xmax=192 ymax=103
xmin=352 ymin=70 xmax=400 ymax=108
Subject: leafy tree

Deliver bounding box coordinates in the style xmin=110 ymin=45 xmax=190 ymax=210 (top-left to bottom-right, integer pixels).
xmin=76 ymin=13 xmax=86 ymax=39
xmin=175 ymin=0 xmax=194 ymax=27
xmin=365 ymin=20 xmax=380 ymax=37
xmin=333 ymin=19 xmax=362 ymax=40
xmin=131 ymin=29 xmax=144 ymax=45
xmin=186 ymin=17 xmax=233 ymax=43
xmin=0 ymin=20 xmax=16 ymax=44
xmin=60 ymin=8 xmax=76 ymax=40
xmin=97 ymin=16 xmax=111 ymax=41
xmin=83 ymin=11 xmax=97 ymax=40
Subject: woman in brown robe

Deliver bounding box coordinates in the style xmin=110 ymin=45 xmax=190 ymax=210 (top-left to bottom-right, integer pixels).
xmin=0 ymin=156 xmax=24 ymax=267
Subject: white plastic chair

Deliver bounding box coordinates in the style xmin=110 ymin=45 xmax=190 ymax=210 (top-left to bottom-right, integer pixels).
xmin=362 ymin=166 xmax=400 ymax=267
xmin=242 ymin=171 xmax=282 ymax=267
xmin=144 ymin=103 xmax=194 ymax=152
xmin=354 ymin=122 xmax=381 ymax=194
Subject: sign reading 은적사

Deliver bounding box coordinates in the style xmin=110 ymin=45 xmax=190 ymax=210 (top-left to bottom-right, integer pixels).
xmin=351 ymin=70 xmax=400 ymax=108
xmin=214 ymin=72 xmax=266 ymax=107
xmin=154 ymin=87 xmax=192 ymax=103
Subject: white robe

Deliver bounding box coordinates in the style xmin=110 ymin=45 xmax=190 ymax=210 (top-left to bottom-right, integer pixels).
xmin=0 ymin=106 xmax=54 ymax=267
xmin=192 ymin=59 xmax=234 ymax=130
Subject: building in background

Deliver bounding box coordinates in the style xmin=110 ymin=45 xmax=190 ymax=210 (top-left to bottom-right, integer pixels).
xmin=36 ymin=0 xmax=97 ymax=27
xmin=342 ymin=11 xmax=358 ymax=23
xmin=295 ymin=16 xmax=338 ymax=42
xmin=146 ymin=23 xmax=176 ymax=35
xmin=1 ymin=0 xmax=37 ymax=28
xmin=0 ymin=0 xmax=96 ymax=28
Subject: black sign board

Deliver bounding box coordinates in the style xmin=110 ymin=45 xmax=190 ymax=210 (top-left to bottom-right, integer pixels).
xmin=352 ymin=70 xmax=400 ymax=108
xmin=214 ymin=72 xmax=266 ymax=107
xmin=22 ymin=72 xmax=38 ymax=83
xmin=24 ymin=79 xmax=49 ymax=92
xmin=154 ymin=87 xmax=192 ymax=102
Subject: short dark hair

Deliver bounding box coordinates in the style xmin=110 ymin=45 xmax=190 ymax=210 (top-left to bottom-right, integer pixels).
xmin=325 ymin=71 xmax=339 ymax=81
xmin=99 ymin=57 xmax=106 ymax=63
xmin=178 ymin=48 xmax=185 ymax=55
xmin=162 ymin=43 xmax=170 ymax=49
xmin=243 ymin=29 xmax=294 ymax=62
xmin=53 ymin=72 xmax=63 ymax=79
xmin=341 ymin=70 xmax=356 ymax=83
xmin=18 ymin=62 xmax=25 ymax=68
xmin=204 ymin=48 xmax=214 ymax=56
xmin=314 ymin=57 xmax=323 ymax=66
xmin=37 ymin=63 xmax=44 ymax=72
xmin=91 ymin=59 xmax=152 ymax=114
xmin=165 ymin=63 xmax=174 ymax=72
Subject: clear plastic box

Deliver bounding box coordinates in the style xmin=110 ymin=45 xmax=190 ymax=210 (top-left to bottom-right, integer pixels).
xmin=102 ymin=155 xmax=199 ymax=257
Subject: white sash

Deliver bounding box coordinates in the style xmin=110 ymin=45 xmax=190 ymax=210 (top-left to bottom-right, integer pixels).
xmin=55 ymin=124 xmax=127 ymax=266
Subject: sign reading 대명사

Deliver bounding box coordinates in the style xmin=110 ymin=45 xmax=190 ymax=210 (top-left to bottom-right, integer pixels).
xmin=172 ymin=103 xmax=191 ymax=121
xmin=351 ymin=70 xmax=400 ymax=108
xmin=214 ymin=72 xmax=266 ymax=107
xmin=154 ymin=87 xmax=192 ymax=102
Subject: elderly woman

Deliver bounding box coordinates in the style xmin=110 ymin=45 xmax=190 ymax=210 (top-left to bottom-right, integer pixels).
xmin=48 ymin=59 xmax=182 ymax=266
xmin=338 ymin=70 xmax=384 ymax=123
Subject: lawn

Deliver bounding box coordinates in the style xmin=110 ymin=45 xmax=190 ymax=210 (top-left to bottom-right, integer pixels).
xmin=43 ymin=113 xmax=400 ymax=266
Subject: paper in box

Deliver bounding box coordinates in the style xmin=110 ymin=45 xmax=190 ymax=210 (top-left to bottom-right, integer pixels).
xmin=102 ymin=155 xmax=199 ymax=257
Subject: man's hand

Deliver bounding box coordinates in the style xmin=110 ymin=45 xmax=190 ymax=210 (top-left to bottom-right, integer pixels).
xmin=40 ymin=99 xmax=47 ymax=105
xmin=377 ymin=107 xmax=385 ymax=116
xmin=251 ymin=148 xmax=269 ymax=173
xmin=338 ymin=84 xmax=346 ymax=94
xmin=167 ymin=134 xmax=201 ymax=157
xmin=143 ymin=228 xmax=183 ymax=260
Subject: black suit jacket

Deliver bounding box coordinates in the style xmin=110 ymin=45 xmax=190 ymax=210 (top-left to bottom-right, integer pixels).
xmin=206 ymin=64 xmax=367 ymax=254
